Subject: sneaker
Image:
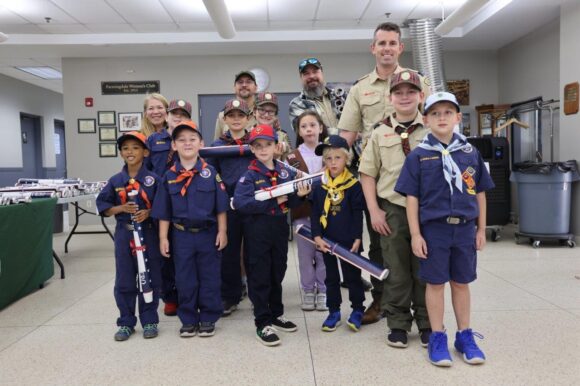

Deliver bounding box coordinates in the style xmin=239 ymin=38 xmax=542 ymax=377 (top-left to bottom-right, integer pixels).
xmin=321 ymin=311 xmax=341 ymax=332
xmin=454 ymin=329 xmax=486 ymax=364
xmin=315 ymin=292 xmax=328 ymax=311
xmin=387 ymin=329 xmax=408 ymax=348
xmin=419 ymin=328 xmax=432 ymax=348
xmin=301 ymin=291 xmax=316 ymax=311
xmin=428 ymin=331 xmax=453 ymax=367
xmin=347 ymin=310 xmax=364 ymax=332
xmin=256 ymin=325 xmax=281 ymax=346
xmin=164 ymin=302 xmax=178 ymax=316
xmin=142 ymin=323 xmax=158 ymax=339
xmin=222 ymin=301 xmax=238 ymax=316
xmin=114 ymin=326 xmax=134 ymax=341
xmin=198 ymin=322 xmax=216 ymax=337
xmin=272 ymin=316 xmax=298 ymax=332
xmin=179 ymin=324 xmax=197 ymax=338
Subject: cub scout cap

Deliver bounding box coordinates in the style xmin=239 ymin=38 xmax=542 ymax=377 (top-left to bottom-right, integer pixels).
xmin=298 ymin=57 xmax=322 ymax=73
xmin=390 ymin=70 xmax=422 ymax=92
xmin=423 ymin=91 xmax=460 ymax=114
xmin=249 ymin=124 xmax=277 ymax=144
xmin=255 ymin=92 xmax=278 ymax=109
xmin=314 ymin=135 xmax=349 ymax=156
xmin=234 ymin=70 xmax=256 ymax=83
xmin=223 ymin=98 xmax=251 ymax=116
xmin=172 ymin=120 xmax=202 ymax=140
xmin=168 ymin=99 xmax=192 ymax=118
xmin=117 ymin=131 xmax=148 ymax=150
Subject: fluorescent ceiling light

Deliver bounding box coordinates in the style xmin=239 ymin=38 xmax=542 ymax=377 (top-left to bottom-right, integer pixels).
xmin=15 ymin=66 xmax=62 ymax=80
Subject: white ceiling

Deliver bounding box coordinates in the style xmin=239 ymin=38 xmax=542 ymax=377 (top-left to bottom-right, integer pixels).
xmin=0 ymin=0 xmax=566 ymax=93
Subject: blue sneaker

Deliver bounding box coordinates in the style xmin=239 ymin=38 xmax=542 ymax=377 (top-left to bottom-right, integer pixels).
xmin=347 ymin=310 xmax=364 ymax=332
xmin=114 ymin=326 xmax=134 ymax=341
xmin=321 ymin=311 xmax=341 ymax=332
xmin=143 ymin=323 xmax=158 ymax=339
xmin=455 ymin=329 xmax=486 ymax=364
xmin=428 ymin=331 xmax=453 ymax=367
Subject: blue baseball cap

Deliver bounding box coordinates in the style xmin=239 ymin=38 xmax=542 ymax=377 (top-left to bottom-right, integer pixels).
xmin=315 ymin=135 xmax=349 ymax=156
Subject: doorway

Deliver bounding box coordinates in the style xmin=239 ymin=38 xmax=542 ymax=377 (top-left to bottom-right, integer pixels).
xmin=20 ymin=114 xmax=43 ymax=179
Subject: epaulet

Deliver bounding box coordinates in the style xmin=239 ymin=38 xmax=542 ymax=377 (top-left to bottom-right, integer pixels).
xmin=372 ymin=119 xmax=386 ymax=130
xmin=355 ymin=73 xmax=370 ymax=84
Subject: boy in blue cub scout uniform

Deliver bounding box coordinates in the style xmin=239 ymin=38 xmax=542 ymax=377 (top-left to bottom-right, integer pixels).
xmin=395 ymin=92 xmax=495 ymax=367
xmin=96 ymin=131 xmax=162 ymax=341
xmin=206 ymin=98 xmax=254 ymax=316
xmin=146 ymin=99 xmax=193 ymax=317
xmin=232 ymin=124 xmax=311 ymax=347
xmin=310 ymin=135 xmax=367 ymax=333
xmin=151 ymin=121 xmax=229 ymax=338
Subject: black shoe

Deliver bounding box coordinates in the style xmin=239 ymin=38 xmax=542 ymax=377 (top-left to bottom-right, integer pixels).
xmin=272 ymin=316 xmax=298 ymax=332
xmin=387 ymin=329 xmax=408 ymax=348
xmin=256 ymin=325 xmax=281 ymax=346
xmin=179 ymin=324 xmax=197 ymax=338
xmin=198 ymin=322 xmax=216 ymax=337
xmin=420 ymin=328 xmax=432 ymax=348
xmin=222 ymin=301 xmax=238 ymax=317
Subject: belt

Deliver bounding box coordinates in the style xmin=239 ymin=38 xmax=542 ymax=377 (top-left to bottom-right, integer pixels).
xmin=445 ymin=216 xmax=467 ymax=225
xmin=173 ymin=223 xmax=206 ymax=233
xmin=123 ymin=222 xmax=153 ymax=231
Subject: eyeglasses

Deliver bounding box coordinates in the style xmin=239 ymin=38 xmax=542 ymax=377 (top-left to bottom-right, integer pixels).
xmin=257 ymin=108 xmax=277 ymax=116
xmin=298 ymin=58 xmax=321 ymax=72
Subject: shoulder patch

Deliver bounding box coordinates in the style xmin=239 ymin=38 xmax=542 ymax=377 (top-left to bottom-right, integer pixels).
xmin=200 ymin=168 xmax=212 ymax=178
xmin=462 ymin=144 xmax=473 ymax=153
xmin=143 ymin=175 xmax=155 ymax=187
xmin=216 ymin=173 xmax=223 ymax=183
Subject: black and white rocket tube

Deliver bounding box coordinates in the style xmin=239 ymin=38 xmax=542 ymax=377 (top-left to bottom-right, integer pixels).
xmin=254 ymin=172 xmax=325 ymax=201
xmin=127 ymin=190 xmax=153 ymax=303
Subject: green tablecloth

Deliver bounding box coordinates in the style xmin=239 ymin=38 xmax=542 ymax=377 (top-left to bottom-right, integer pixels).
xmin=0 ymin=198 xmax=56 ymax=310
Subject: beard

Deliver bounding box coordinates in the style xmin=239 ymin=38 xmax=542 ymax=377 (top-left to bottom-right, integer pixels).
xmin=303 ymin=83 xmax=326 ymax=99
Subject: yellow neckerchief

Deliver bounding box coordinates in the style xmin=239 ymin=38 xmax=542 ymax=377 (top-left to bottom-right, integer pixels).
xmin=320 ymin=168 xmax=357 ymax=228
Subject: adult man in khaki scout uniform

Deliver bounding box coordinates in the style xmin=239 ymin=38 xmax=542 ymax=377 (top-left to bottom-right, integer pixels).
xmin=339 ymin=22 xmax=431 ymax=324
xmin=214 ymin=70 xmax=259 ymax=140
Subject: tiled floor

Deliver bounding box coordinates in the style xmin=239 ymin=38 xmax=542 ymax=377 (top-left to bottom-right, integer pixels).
xmin=1 ymin=224 xmax=579 ymax=385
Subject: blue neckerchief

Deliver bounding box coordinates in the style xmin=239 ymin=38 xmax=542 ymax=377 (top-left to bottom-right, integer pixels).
xmin=418 ymin=133 xmax=471 ymax=194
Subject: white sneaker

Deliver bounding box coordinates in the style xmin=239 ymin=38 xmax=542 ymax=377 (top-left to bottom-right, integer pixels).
xmin=315 ymin=292 xmax=328 ymax=311
xmin=301 ymin=291 xmax=315 ymax=311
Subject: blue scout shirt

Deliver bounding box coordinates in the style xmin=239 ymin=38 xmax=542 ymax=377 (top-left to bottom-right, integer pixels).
xmin=395 ymin=133 xmax=495 ymax=224
xmin=206 ymin=131 xmax=254 ymax=197
xmin=232 ymin=159 xmax=302 ymax=216
xmin=96 ymin=164 xmax=159 ymax=223
xmin=310 ymin=180 xmax=365 ymax=247
xmin=146 ymin=128 xmax=176 ymax=177
xmin=151 ymin=158 xmax=229 ymax=228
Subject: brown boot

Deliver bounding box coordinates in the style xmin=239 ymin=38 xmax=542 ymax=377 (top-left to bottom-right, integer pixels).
xmin=361 ymin=298 xmax=381 ymax=325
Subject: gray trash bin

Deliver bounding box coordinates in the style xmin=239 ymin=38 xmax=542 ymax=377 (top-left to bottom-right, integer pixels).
xmin=510 ymin=160 xmax=580 ymax=235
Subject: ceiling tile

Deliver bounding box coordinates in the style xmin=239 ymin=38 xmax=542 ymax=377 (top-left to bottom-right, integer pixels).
xmin=408 ymin=3 xmax=443 ymax=19
xmin=317 ymin=0 xmax=368 ymax=20
xmin=131 ymin=23 xmax=179 ymax=33
xmin=268 ymin=21 xmax=315 ymax=30
xmin=227 ymin=0 xmax=267 ymax=22
xmin=0 ymin=0 xmax=78 ymax=24
xmin=160 ymin=0 xmax=211 ymax=22
xmin=0 ymin=6 xmax=28 ymax=24
xmin=0 ymin=24 xmax=46 ymax=33
xmin=268 ymin=0 xmax=316 ymax=21
xmin=85 ymin=23 xmax=136 ymax=33
xmin=362 ymin=0 xmax=420 ymax=21
xmin=106 ymin=0 xmax=173 ymax=23
xmin=51 ymin=0 xmax=126 ymax=24
xmin=37 ymin=24 xmax=92 ymax=34
xmin=314 ymin=20 xmax=365 ymax=29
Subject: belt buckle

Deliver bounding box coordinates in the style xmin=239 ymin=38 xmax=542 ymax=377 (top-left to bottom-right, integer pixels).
xmin=446 ymin=217 xmax=461 ymax=225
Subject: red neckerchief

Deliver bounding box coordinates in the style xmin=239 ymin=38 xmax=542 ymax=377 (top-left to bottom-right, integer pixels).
xmin=220 ymin=131 xmax=250 ymax=155
xmin=248 ymin=160 xmax=287 ymax=213
xmin=170 ymin=160 xmax=208 ymax=196
xmin=118 ymin=179 xmax=151 ymax=209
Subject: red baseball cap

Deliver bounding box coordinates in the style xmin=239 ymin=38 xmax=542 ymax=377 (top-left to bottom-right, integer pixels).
xmin=249 ymin=124 xmax=277 ymax=143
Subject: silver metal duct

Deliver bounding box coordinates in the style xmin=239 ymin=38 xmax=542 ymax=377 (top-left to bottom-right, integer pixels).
xmin=408 ymin=18 xmax=446 ymax=92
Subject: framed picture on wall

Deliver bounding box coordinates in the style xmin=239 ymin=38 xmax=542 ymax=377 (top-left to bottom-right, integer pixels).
xmin=78 ymin=118 xmax=96 ymax=134
xmin=99 ymin=142 xmax=118 ymax=157
xmin=98 ymin=111 xmax=116 ymax=126
xmin=118 ymin=112 xmax=142 ymax=132
xmin=99 ymin=127 xmax=117 ymax=141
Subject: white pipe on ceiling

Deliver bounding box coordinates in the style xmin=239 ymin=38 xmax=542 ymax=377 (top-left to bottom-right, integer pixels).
xmin=202 ymin=0 xmax=236 ymax=39
xmin=434 ymin=0 xmax=490 ymax=36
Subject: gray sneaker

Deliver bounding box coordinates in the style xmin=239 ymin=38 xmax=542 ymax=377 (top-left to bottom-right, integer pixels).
xmin=143 ymin=323 xmax=158 ymax=339
xmin=179 ymin=324 xmax=197 ymax=338
xmin=301 ymin=291 xmax=315 ymax=311
xmin=315 ymin=292 xmax=328 ymax=311
xmin=198 ymin=322 xmax=216 ymax=337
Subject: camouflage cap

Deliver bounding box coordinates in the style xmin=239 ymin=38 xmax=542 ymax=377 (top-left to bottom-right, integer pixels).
xmin=255 ymin=92 xmax=278 ymax=108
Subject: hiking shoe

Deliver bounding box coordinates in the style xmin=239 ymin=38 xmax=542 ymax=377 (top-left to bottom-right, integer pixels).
xmin=387 ymin=329 xmax=408 ymax=348
xmin=272 ymin=316 xmax=298 ymax=332
xmin=321 ymin=311 xmax=341 ymax=332
xmin=179 ymin=324 xmax=197 ymax=338
xmin=315 ymin=292 xmax=328 ymax=311
xmin=419 ymin=328 xmax=432 ymax=348
xmin=222 ymin=301 xmax=238 ymax=316
xmin=256 ymin=325 xmax=281 ymax=346
xmin=362 ymin=299 xmax=382 ymax=325
xmin=347 ymin=310 xmax=364 ymax=332
xmin=143 ymin=323 xmax=158 ymax=339
xmin=114 ymin=326 xmax=134 ymax=341
xmin=454 ymin=329 xmax=486 ymax=364
xmin=198 ymin=322 xmax=216 ymax=337
xmin=164 ymin=302 xmax=178 ymax=316
xmin=301 ymin=291 xmax=316 ymax=311
xmin=428 ymin=331 xmax=453 ymax=367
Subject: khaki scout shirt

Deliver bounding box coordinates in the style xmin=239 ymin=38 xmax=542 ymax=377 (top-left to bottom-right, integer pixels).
xmin=214 ymin=106 xmax=258 ymax=140
xmin=358 ymin=113 xmax=428 ymax=207
xmin=338 ymin=66 xmax=431 ymax=146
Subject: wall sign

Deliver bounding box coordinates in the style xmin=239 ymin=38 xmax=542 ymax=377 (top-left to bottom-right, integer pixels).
xmin=564 ymin=82 xmax=579 ymax=115
xmin=101 ymin=81 xmax=160 ymax=95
